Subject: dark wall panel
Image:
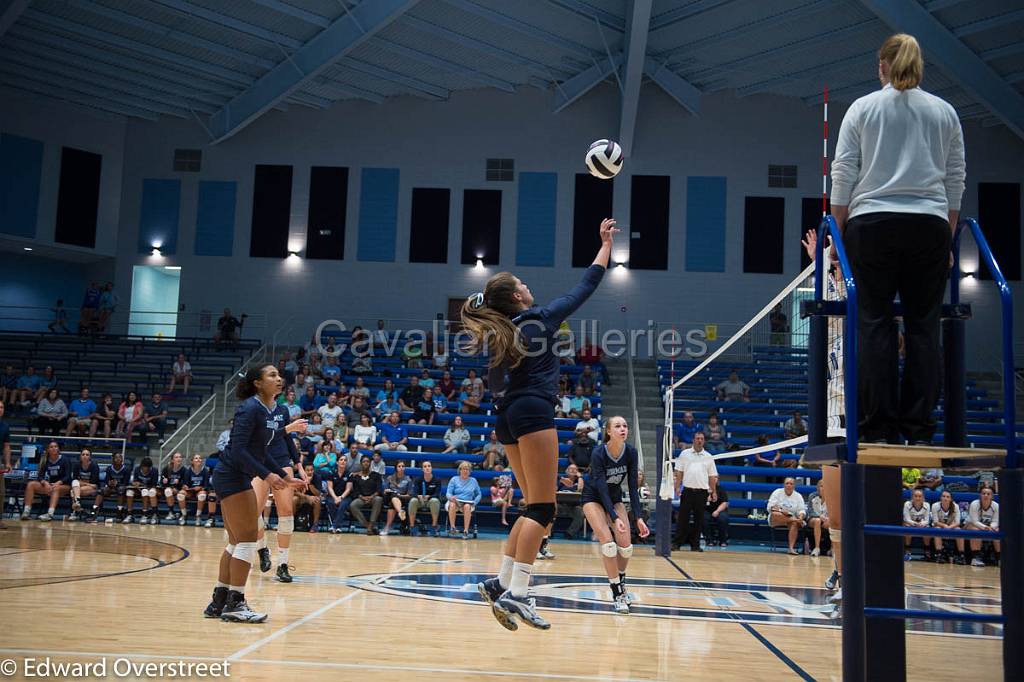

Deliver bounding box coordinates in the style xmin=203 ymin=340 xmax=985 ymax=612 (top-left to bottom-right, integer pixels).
xmin=978 ymin=182 xmax=1021 ymax=281
xmin=629 ymin=175 xmax=670 ymax=270
xmin=461 ymin=189 xmax=501 ymax=265
xmin=306 ymin=166 xmax=348 ymax=260
xmin=743 ymin=196 xmax=785 ymax=274
xmin=572 ymin=173 xmax=613 ymax=268
xmin=250 ymin=164 xmax=292 ymax=258
xmin=800 ymin=197 xmax=830 ymax=270
xmin=410 ymin=188 xmax=450 ymax=263
xmin=54 ymin=146 xmax=102 ymax=248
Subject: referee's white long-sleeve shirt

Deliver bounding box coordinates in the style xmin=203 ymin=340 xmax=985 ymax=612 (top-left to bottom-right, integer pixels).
xmin=831 ymin=84 xmax=966 ymax=221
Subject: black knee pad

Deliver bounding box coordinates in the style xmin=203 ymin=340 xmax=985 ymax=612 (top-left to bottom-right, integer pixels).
xmin=523 ymin=503 xmax=556 ymax=527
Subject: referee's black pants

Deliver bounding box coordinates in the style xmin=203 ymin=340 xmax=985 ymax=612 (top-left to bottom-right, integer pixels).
xmin=675 ymin=487 xmax=709 ymax=549
xmin=844 ymin=212 xmax=951 ymax=444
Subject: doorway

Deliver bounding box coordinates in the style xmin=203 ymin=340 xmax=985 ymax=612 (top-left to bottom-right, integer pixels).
xmin=129 ymin=265 xmax=181 ymax=338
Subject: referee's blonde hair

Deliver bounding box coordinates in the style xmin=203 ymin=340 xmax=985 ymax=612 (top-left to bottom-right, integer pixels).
xmin=879 ymin=33 xmax=923 ymax=91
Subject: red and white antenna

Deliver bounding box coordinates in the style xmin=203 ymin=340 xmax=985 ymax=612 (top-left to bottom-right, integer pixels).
xmin=822 ymin=85 xmax=829 ymax=216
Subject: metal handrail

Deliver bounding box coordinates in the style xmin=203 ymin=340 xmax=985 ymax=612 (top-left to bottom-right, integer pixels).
xmin=222 ymin=344 xmax=266 ymax=420
xmin=159 ymin=393 xmax=217 ymax=468
xmin=270 ymin=316 xmax=296 ymax=362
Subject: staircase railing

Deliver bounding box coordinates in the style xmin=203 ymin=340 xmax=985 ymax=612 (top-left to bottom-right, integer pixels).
xmin=625 ymin=349 xmax=645 ymax=473
xmin=158 ymin=394 xmax=217 ymax=468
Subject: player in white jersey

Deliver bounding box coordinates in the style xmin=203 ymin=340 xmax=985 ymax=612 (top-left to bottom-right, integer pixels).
xmin=930 ymin=490 xmax=963 ymax=564
xmin=902 ymin=488 xmax=930 ymax=561
xmin=965 ymin=485 xmax=1000 ymax=566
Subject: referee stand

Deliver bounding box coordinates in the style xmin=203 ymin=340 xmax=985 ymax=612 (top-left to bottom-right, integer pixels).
xmin=803 ymin=216 xmax=1021 ymax=682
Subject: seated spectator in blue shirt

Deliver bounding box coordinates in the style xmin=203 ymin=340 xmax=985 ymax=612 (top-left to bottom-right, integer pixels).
xmin=431 ymin=386 xmax=448 ymax=414
xmin=0 ymin=364 xmax=18 ymax=405
xmin=14 ymin=366 xmax=41 ymax=406
xmin=375 ymin=411 xmax=409 ymax=452
xmin=375 ymin=379 xmax=397 ymax=406
xmin=36 ymin=366 xmax=58 ymax=402
xmin=144 ymin=393 xmax=170 ymax=440
xmin=321 ymin=356 xmax=342 ymax=385
xmin=418 ymin=369 xmax=435 ymax=389
xmin=446 ymin=461 xmax=481 ymax=538
xmin=673 ymin=412 xmax=703 ymax=449
xmin=313 ymin=441 xmax=338 ymax=474
xmin=65 ymin=387 xmax=98 ymax=437
xmin=375 ymin=396 xmax=401 ymax=420
xmin=300 ymin=386 xmax=326 ymax=418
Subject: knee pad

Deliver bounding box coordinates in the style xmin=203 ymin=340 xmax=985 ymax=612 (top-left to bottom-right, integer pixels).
xmin=232 ymin=541 xmax=257 ymax=565
xmin=523 ymin=502 xmax=556 ymax=527
xmin=829 ymin=528 xmax=842 ymax=542
xmin=164 ymin=487 xmax=174 ymax=498
xmin=257 ymin=515 xmax=266 ymax=531
xmin=197 ymin=492 xmax=207 ymax=502
xmin=601 ymin=541 xmax=618 ymax=558
xmin=225 ymin=543 xmax=236 ymax=556
xmin=148 ymin=488 xmax=158 ymax=498
xmin=71 ymin=479 xmax=81 ymax=490
xmin=177 ymin=492 xmax=186 ymax=502
xmin=617 ymin=544 xmax=633 ymax=559
xmin=277 ymin=516 xmax=294 ymax=535
xmin=126 ymin=489 xmax=136 ymax=498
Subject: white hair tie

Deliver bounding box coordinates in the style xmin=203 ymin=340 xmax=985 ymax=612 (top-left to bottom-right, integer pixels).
xmin=469 ymin=293 xmax=484 ymax=310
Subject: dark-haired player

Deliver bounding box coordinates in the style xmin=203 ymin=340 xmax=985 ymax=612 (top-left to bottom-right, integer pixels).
xmin=68 ymin=449 xmax=101 ymax=522
xmin=21 ymin=441 xmax=69 ymax=521
xmin=127 ymin=456 xmax=160 ymax=524
xmin=98 ymin=452 xmax=133 ymax=523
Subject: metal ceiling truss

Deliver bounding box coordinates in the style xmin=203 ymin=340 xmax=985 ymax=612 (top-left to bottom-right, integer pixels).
xmin=0 ymin=72 xmax=161 ymax=120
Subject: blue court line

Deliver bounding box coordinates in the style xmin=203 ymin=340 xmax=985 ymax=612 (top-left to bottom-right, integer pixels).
xmin=664 ymin=557 xmax=816 ymax=681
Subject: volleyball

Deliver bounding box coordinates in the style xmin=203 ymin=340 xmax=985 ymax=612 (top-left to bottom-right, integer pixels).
xmin=585 ymin=139 xmax=623 ymax=180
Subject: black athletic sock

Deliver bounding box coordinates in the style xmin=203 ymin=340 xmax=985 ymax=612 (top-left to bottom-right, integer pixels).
xmin=226 ymin=590 xmax=245 ymax=607
xmin=610 ymin=580 xmax=623 ymax=598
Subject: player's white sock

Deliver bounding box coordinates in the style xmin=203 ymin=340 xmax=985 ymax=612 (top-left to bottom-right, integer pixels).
xmin=47 ymin=507 xmax=55 ymax=515
xmin=278 ymin=548 xmax=289 ymax=565
xmin=216 ymin=581 xmax=229 ymax=590
xmin=498 ymin=555 xmax=514 ymax=589
xmin=257 ymin=536 xmax=267 ymax=550
xmin=510 ymin=562 xmax=532 ymax=598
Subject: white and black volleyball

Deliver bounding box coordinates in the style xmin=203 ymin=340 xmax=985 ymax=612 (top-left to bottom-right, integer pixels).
xmin=585 ymin=139 xmax=623 ymax=180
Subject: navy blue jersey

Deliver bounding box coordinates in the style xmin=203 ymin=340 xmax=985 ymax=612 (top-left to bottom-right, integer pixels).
xmin=221 ymin=397 xmax=288 ymax=481
xmin=184 ymin=466 xmax=210 ymax=489
xmin=267 ymin=403 xmax=301 ymax=465
xmin=584 ymin=442 xmax=641 ymax=521
xmin=489 ymin=265 xmax=605 ymax=408
xmin=162 ymin=465 xmax=187 ymax=488
xmin=414 ymin=475 xmax=443 ymax=498
xmin=132 ymin=466 xmax=158 ymax=487
xmin=103 ymin=462 xmax=133 ymax=487
xmin=69 ymin=460 xmax=100 ymax=485
xmin=39 ymin=456 xmax=69 ymax=484
xmin=323 ymin=471 xmax=350 ymax=496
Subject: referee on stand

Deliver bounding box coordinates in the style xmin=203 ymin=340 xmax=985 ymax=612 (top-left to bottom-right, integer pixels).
xmin=830 ymin=33 xmax=966 ymax=445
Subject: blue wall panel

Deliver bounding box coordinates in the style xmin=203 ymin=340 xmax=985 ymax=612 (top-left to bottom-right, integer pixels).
xmin=0 ymin=253 xmax=86 ymax=332
xmin=516 ymin=172 xmax=557 ymax=267
xmin=356 ymin=168 xmax=399 ymax=262
xmin=195 ymin=181 xmax=237 ymax=256
xmin=0 ymin=133 xmax=44 ymax=238
xmin=137 ymin=178 xmax=181 ymax=255
xmin=685 ymin=176 xmax=726 ymax=272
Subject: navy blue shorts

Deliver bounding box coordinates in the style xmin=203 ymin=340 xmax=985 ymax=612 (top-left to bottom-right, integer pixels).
xmin=213 ymin=463 xmax=253 ymax=501
xmin=270 ymin=454 xmax=296 ymax=472
xmin=495 ymin=395 xmax=556 ymax=445
xmin=581 ymin=482 xmax=622 ymax=509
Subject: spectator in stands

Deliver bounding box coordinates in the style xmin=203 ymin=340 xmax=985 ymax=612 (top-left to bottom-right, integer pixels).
xmin=576 ymin=407 xmax=600 ymax=444
xmin=704 ymin=481 xmax=729 ymax=547
xmin=321 ymin=356 xmax=342 ymax=386
xmin=556 ymin=463 xmax=584 ymax=538
xmin=322 ymin=427 xmax=347 ymax=455
xmin=33 ymin=388 xmax=67 ymax=435
xmin=13 ymin=365 xmax=40 ymax=407
xmin=931 ymin=489 xmax=964 ymax=564
xmin=577 ymin=335 xmax=604 ymax=367
xmin=903 ymin=487 xmax=932 ymax=561
xmin=21 ymin=440 xmax=69 ymax=521
xmin=966 ymin=485 xmax=1000 ymax=566
xmin=376 ymin=411 xmax=409 ymax=452
xmin=79 ymin=282 xmax=101 ymax=333
xmin=48 ymin=299 xmax=70 ymax=334
xmin=0 ymin=402 xmax=9 ymax=528
xmin=213 ymin=308 xmax=245 ymax=348
xmin=402 ymin=334 xmax=424 ymax=368
xmin=313 ymin=441 xmax=338 ymax=475
xmin=276 ymin=359 xmax=295 ymax=386
xmin=558 ymin=373 xmax=573 ymax=398
xmin=97 ymin=282 xmax=118 ymax=331
xmin=324 ymin=454 xmax=353 ymax=532
xmin=375 ymin=379 xmax=397 ymax=406
xmin=34 ymin=366 xmax=57 ymax=403
xmin=459 ymin=369 xmax=484 ymax=414
xmin=784 ymin=411 xmax=808 ymax=439
xmin=715 ymin=370 xmax=750 ymax=402
xmin=116 ymin=391 xmax=146 ymax=438
xmin=90 ymin=393 xmax=116 ymax=439
xmin=918 ymin=467 xmax=944 ymax=492
xmin=168 ymin=353 xmax=193 ymax=395
xmin=565 ymin=385 xmax=591 ymax=419
xmin=399 ymin=376 xmax=421 ymax=412
xmin=317 ymin=392 xmax=344 ymax=431
xmin=807 ymin=480 xmax=830 ymax=557
xmin=438 ymin=371 xmax=457 ymax=401
xmin=382 ymin=461 xmax=414 ymax=535
xmin=769 ymin=304 xmax=789 ymax=346
xmin=352 ymin=413 xmax=377 ymax=449
xmin=292 ymin=462 xmax=323 ymax=532
xmin=281 ymin=388 xmax=302 ymax=422
xmin=567 ymin=427 xmax=595 ymax=474
xmin=375 ymin=392 xmax=401 ymax=420
xmin=446 ymin=461 xmax=481 ymax=539
xmin=443 ymin=415 xmax=471 ymax=454
xmin=349 ymin=455 xmax=384 ymax=535
xmin=673 ymin=411 xmax=702 ymax=450
xmin=300 ymin=386 xmax=324 ymax=419
xmin=703 ymin=414 xmax=727 ymax=454
xmin=0 ymin=364 xmax=17 ymax=406
xmin=372 ymin=319 xmax=389 ymax=349
xmin=348 ymin=377 xmax=371 ymax=407
xmin=144 ymin=392 xmax=169 ymax=441
xmin=369 ymin=450 xmax=386 ymax=476
xmin=65 ymin=388 xmax=97 ymax=437
xmin=751 ymin=434 xmax=785 ymax=480
xmin=430 ymin=386 xmax=448 ymax=415
xmin=491 ymin=464 xmax=515 ymax=526
xmin=478 ymin=430 xmax=507 ymax=470
xmin=901 ymin=467 xmax=922 ymax=490
xmin=577 ymin=364 xmax=597 ymax=396
xmin=408 ymin=460 xmax=443 ymax=535
xmin=282 ymin=351 xmax=299 ymax=379
xmin=432 ymin=339 xmax=448 ymax=370
xmin=351 ymin=340 xmax=373 ymax=376
xmin=411 ymin=388 xmax=436 ymax=427
xmin=419 ymin=368 xmax=435 ymax=389
xmin=767 ymin=477 xmax=807 ymax=554
xmin=673 ymin=432 xmax=718 ymax=552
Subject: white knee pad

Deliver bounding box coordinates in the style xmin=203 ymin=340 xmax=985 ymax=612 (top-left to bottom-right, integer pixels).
xmin=197 ymin=492 xmax=207 ymax=502
xmin=126 ymin=489 xmax=136 ymax=498
xmin=829 ymin=528 xmax=842 ymax=542
xmin=147 ymin=488 xmax=158 ymax=498
xmin=164 ymin=487 xmax=174 ymax=498
xmin=71 ymin=479 xmax=81 ymax=490
xmin=601 ymin=541 xmax=618 ymax=558
xmin=617 ymin=544 xmax=633 ymax=559
xmin=225 ymin=543 xmax=236 ymax=555
xmin=277 ymin=516 xmax=294 ymax=535
xmin=177 ymin=492 xmax=186 ymax=502
xmin=232 ymin=541 xmax=257 ymax=565
xmin=257 ymin=515 xmax=266 ymax=530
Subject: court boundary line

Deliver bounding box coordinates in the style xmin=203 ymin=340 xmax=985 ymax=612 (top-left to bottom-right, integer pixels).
xmin=664 ymin=556 xmax=816 ymax=681
xmin=226 ymin=549 xmax=440 ymax=662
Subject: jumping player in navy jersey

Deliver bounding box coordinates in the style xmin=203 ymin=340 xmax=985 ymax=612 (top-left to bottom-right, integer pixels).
xmin=98 ymin=452 xmax=133 ymax=523
xmin=21 ymin=441 xmax=69 ymax=521
xmin=68 ymin=449 xmax=101 ymax=522
xmin=203 ymin=365 xmax=305 ymax=623
xmin=466 ymin=217 xmax=617 ymax=631
xmin=253 ymin=402 xmax=307 ymax=583
xmin=183 ymin=453 xmax=213 ymax=527
xmin=582 ymin=416 xmax=649 ymax=614
xmin=128 ymin=457 xmax=160 ymax=524
xmin=161 ymin=451 xmax=189 ymax=524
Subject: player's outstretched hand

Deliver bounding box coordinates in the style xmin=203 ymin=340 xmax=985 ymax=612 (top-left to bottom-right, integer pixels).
xmin=599 ymin=218 xmax=619 ymax=245
xmin=637 ymin=518 xmax=650 ymax=539
xmin=285 ymin=419 xmax=308 ymax=434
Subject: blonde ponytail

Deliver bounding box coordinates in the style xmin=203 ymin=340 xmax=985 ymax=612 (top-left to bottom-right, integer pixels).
xmin=879 ymin=33 xmax=923 ymax=91
xmin=460 ymin=272 xmax=528 ymax=369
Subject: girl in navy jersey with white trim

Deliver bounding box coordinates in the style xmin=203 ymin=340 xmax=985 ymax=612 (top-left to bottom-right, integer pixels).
xmin=183 ymin=453 xmax=212 ymax=527
xmin=20 ymin=441 xmax=69 ymax=521
xmin=99 ymin=452 xmax=133 ymax=523
xmin=469 ymin=218 xmax=617 ymax=631
xmin=582 ymin=416 xmax=649 ymax=614
xmin=161 ymin=452 xmax=188 ymax=524
xmin=203 ymin=365 xmax=305 ymax=623
xmin=68 ymin=449 xmax=101 ymax=522
xmin=253 ymin=402 xmax=307 ymax=583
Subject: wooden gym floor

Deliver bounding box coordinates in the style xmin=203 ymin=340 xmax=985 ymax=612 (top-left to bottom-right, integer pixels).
xmin=0 ymin=523 xmax=1002 ymax=681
